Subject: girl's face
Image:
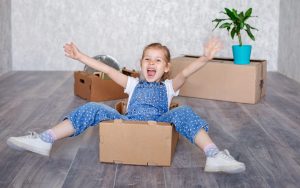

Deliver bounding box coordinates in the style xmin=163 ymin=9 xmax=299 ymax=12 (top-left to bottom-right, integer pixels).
xmin=140 ymin=48 xmax=170 ymax=82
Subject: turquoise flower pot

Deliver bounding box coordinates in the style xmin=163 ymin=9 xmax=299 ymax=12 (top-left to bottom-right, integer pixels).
xmin=232 ymin=45 xmax=252 ymax=65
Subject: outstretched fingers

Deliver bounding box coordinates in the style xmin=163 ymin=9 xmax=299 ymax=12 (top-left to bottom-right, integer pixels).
xmin=63 ymin=42 xmax=79 ymax=59
xmin=206 ymin=37 xmax=223 ymax=51
xmin=204 ymin=37 xmax=223 ymax=60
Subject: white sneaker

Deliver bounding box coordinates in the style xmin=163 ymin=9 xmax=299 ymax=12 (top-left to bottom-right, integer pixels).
xmin=204 ymin=149 xmax=245 ymax=173
xmin=7 ymin=132 xmax=52 ymax=156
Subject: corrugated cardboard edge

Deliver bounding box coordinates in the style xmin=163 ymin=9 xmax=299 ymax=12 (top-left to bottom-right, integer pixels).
xmin=260 ymin=60 xmax=267 ymax=97
xmin=122 ymin=67 xmax=140 ymax=78
xmin=171 ymin=124 xmax=179 ymax=160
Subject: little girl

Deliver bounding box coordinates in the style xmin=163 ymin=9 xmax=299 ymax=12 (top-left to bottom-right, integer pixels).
xmin=7 ymin=38 xmax=245 ymax=173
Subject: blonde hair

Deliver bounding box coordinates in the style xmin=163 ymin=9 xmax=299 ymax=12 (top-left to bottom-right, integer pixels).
xmin=141 ymin=43 xmax=171 ymax=80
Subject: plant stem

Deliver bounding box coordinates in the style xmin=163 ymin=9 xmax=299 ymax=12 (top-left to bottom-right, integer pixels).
xmin=238 ymin=33 xmax=242 ymax=46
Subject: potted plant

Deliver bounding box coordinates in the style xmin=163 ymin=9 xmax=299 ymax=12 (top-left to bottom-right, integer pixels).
xmin=212 ymin=8 xmax=258 ymax=65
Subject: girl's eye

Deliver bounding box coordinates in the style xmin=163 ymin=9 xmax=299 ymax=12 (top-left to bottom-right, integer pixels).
xmin=144 ymin=58 xmax=150 ymax=61
xmin=156 ymin=59 xmax=162 ymax=62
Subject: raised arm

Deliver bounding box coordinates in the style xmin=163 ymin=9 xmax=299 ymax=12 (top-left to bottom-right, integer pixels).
xmin=172 ymin=37 xmax=222 ymax=92
xmin=64 ymin=42 xmax=128 ymax=88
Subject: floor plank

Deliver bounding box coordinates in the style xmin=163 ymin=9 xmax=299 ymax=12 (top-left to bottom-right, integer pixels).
xmin=61 ymin=148 xmax=116 ymax=188
xmin=114 ymin=165 xmax=165 ymax=188
xmin=0 ymin=71 xmax=300 ymax=188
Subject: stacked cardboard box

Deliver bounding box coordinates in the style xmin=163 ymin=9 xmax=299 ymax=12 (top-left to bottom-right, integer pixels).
xmin=170 ymin=56 xmax=267 ymax=104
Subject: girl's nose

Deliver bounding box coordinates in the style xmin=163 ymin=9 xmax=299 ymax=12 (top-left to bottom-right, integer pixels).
xmin=149 ymin=60 xmax=155 ymax=65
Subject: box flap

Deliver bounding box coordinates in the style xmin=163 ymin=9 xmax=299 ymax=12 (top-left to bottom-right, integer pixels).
xmin=122 ymin=67 xmax=140 ymax=78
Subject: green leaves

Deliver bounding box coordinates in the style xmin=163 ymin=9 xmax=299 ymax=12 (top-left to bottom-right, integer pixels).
xmin=212 ymin=18 xmax=228 ymax=30
xmin=219 ymin=22 xmax=231 ymax=29
xmin=246 ymin=24 xmax=255 ymax=41
xmin=244 ymin=8 xmax=252 ymax=21
xmin=212 ymin=7 xmax=258 ymax=46
xmin=225 ymin=8 xmax=237 ymax=21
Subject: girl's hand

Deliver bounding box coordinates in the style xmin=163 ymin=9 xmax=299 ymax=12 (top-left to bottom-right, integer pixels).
xmin=203 ymin=37 xmax=223 ymax=60
xmin=64 ymin=42 xmax=82 ymax=60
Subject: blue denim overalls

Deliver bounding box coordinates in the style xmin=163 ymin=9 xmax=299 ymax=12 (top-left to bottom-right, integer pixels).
xmin=66 ymin=80 xmax=208 ymax=143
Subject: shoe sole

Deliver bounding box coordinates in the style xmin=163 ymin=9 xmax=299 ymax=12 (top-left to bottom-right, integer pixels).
xmin=6 ymin=139 xmax=26 ymax=151
xmin=6 ymin=138 xmax=50 ymax=157
xmin=204 ymin=165 xmax=246 ymax=174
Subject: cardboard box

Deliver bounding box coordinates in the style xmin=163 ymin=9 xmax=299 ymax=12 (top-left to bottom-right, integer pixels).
xmin=170 ymin=56 xmax=267 ymax=104
xmin=99 ymin=101 xmax=179 ymax=166
xmin=74 ymin=69 xmax=139 ymax=102
xmin=74 ymin=71 xmax=127 ymax=101
xmin=121 ymin=67 xmax=140 ymax=78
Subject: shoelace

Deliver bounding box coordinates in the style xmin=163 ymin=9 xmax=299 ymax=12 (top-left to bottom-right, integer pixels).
xmin=219 ymin=149 xmax=235 ymax=161
xmin=25 ymin=131 xmax=39 ymax=138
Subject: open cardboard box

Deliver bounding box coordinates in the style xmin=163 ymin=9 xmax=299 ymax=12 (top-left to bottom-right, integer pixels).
xmin=170 ymin=56 xmax=267 ymax=104
xmin=74 ymin=68 xmax=139 ymax=102
xmin=99 ymin=101 xmax=179 ymax=166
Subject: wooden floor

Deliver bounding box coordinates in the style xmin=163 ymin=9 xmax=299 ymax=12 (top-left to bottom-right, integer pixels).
xmin=0 ymin=71 xmax=300 ymax=188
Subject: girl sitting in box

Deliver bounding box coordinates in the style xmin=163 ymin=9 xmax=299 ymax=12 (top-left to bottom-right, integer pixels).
xmin=7 ymin=38 xmax=245 ymax=173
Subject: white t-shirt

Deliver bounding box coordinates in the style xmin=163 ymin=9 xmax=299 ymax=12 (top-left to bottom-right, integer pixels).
xmin=124 ymin=77 xmax=179 ymax=109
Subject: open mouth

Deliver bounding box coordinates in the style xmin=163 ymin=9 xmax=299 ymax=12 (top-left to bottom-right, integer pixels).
xmin=147 ymin=68 xmax=156 ymax=77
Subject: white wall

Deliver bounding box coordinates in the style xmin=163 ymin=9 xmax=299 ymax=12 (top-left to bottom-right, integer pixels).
xmin=278 ymin=0 xmax=300 ymax=82
xmin=11 ymin=0 xmax=279 ymax=71
xmin=0 ymin=0 xmax=11 ymax=74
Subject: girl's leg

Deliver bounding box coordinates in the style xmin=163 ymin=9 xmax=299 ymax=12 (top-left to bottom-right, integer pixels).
xmin=7 ymin=102 xmax=125 ymax=156
xmin=194 ymin=128 xmax=213 ymax=149
xmin=158 ymin=106 xmax=245 ymax=173
xmin=194 ymin=128 xmax=220 ymax=157
xmin=158 ymin=106 xmax=218 ymax=155
xmin=158 ymin=106 xmax=210 ymax=144
xmin=43 ymin=119 xmax=75 ymax=141
xmin=51 ymin=120 xmax=75 ymax=139
xmin=43 ymin=102 xmax=125 ymax=141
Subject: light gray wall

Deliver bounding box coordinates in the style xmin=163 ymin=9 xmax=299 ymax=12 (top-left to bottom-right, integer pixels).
xmin=0 ymin=0 xmax=12 ymax=74
xmin=11 ymin=0 xmax=279 ymax=71
xmin=278 ymin=0 xmax=300 ymax=82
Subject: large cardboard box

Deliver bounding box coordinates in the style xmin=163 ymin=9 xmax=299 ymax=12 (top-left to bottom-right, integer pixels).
xmin=74 ymin=69 xmax=139 ymax=102
xmin=99 ymin=102 xmax=179 ymax=166
xmin=170 ymin=56 xmax=267 ymax=104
